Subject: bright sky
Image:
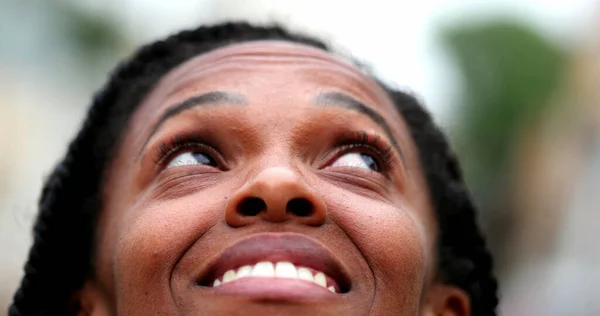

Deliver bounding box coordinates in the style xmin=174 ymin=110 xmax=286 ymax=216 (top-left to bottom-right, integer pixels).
xmin=117 ymin=0 xmax=598 ymax=121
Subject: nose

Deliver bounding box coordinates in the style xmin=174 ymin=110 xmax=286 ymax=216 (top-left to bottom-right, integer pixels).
xmin=225 ymin=167 xmax=327 ymax=227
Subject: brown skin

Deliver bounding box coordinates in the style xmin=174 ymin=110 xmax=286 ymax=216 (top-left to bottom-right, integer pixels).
xmin=78 ymin=41 xmax=469 ymax=315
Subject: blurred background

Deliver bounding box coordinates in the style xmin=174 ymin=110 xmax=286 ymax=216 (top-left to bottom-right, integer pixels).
xmin=1 ymin=0 xmax=598 ymax=314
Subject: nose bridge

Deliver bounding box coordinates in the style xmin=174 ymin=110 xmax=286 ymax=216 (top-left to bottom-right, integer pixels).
xmin=225 ymin=166 xmax=327 ymax=227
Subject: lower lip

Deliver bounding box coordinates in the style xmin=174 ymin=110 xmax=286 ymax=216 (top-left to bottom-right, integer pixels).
xmin=208 ymin=277 xmax=339 ymax=301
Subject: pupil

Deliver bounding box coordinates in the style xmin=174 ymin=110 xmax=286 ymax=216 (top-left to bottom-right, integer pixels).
xmin=193 ymin=152 xmax=217 ymax=167
xmin=360 ymin=154 xmax=379 ymax=172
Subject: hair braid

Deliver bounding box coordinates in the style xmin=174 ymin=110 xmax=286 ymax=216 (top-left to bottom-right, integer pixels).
xmin=10 ymin=81 xmax=121 ymax=314
xmin=386 ymin=90 xmax=498 ymax=315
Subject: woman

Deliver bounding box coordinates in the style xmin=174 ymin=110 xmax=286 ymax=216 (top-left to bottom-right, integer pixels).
xmin=10 ymin=22 xmax=497 ymax=315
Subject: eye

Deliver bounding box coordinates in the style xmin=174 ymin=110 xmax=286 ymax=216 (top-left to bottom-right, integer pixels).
xmin=166 ymin=151 xmax=218 ymax=169
xmin=330 ymin=152 xmax=380 ymax=172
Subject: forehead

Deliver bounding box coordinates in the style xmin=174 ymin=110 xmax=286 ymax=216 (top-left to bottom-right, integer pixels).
xmin=129 ymin=40 xmax=402 ymax=133
xmin=160 ymin=40 xmax=386 ymax=100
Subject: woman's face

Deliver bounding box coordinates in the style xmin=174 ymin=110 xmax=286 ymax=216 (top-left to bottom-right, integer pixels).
xmin=85 ymin=41 xmax=463 ymax=316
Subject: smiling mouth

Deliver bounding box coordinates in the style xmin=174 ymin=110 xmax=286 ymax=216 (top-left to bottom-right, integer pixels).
xmin=197 ymin=233 xmax=351 ymax=298
xmin=211 ymin=261 xmax=338 ymax=293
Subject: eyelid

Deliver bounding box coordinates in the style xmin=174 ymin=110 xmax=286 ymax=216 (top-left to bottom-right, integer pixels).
xmin=324 ymin=131 xmax=397 ymax=175
xmin=152 ymin=134 xmax=226 ymax=170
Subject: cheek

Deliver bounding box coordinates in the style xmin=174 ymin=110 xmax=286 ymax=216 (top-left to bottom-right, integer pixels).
xmin=110 ymin=196 xmax=222 ymax=311
xmin=328 ymin=191 xmax=428 ymax=307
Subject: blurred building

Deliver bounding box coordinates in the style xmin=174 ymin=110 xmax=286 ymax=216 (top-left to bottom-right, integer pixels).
xmin=501 ymin=15 xmax=600 ymax=315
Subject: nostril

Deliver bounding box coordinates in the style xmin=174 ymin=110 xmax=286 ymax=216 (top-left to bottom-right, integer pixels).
xmin=238 ymin=197 xmax=266 ymax=216
xmin=287 ymin=198 xmax=313 ymax=217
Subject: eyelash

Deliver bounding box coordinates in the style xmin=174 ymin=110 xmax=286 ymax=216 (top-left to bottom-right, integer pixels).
xmin=153 ymin=133 xmax=219 ymax=168
xmin=152 ymin=131 xmax=396 ymax=173
xmin=330 ymin=131 xmax=396 ymax=173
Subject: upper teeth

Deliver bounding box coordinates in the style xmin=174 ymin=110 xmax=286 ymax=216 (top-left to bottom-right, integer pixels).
xmin=212 ymin=261 xmax=336 ymax=293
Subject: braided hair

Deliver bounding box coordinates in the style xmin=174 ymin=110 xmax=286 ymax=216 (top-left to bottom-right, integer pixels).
xmin=9 ymin=22 xmax=498 ymax=315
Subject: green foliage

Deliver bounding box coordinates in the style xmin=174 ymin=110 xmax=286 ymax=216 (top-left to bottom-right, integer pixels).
xmin=442 ymin=20 xmax=566 ymax=189
xmin=55 ymin=2 xmax=128 ymax=68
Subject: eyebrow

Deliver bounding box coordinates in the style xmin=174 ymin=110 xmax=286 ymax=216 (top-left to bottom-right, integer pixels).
xmin=137 ymin=91 xmax=246 ymax=157
xmin=314 ymin=91 xmax=404 ymax=159
xmin=137 ymin=90 xmax=403 ymax=163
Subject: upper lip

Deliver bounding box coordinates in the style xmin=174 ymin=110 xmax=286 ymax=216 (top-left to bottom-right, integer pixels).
xmin=196 ymin=233 xmax=351 ymax=292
